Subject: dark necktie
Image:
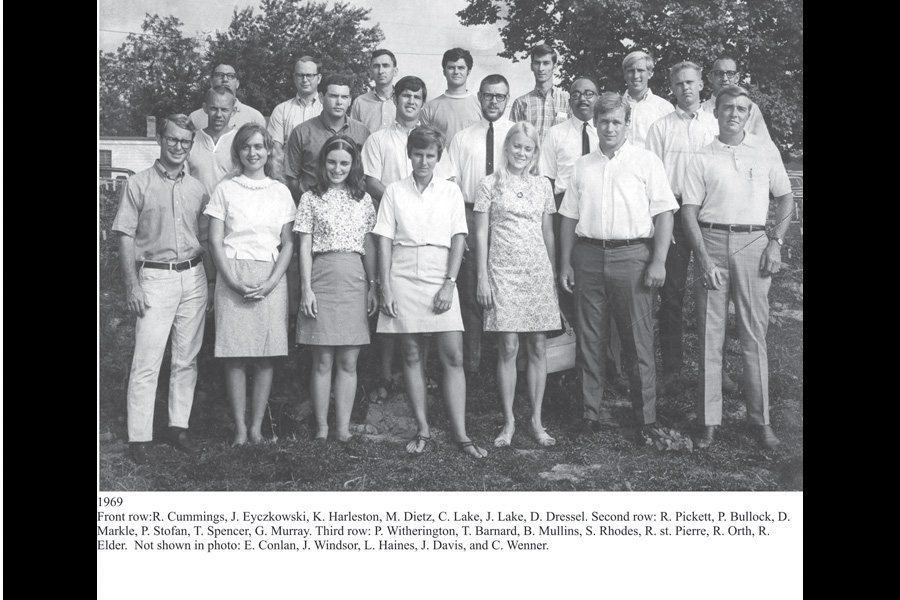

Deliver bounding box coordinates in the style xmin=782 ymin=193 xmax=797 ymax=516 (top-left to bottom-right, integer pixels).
xmin=582 ymin=121 xmax=590 ymax=155
xmin=486 ymin=122 xmax=494 ymax=175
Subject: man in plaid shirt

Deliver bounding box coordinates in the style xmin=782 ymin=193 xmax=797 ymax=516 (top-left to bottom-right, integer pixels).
xmin=509 ymin=43 xmax=570 ymax=142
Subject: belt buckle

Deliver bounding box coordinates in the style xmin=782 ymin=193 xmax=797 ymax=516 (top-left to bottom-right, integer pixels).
xmin=174 ymin=260 xmax=188 ymax=272
xmin=727 ymin=224 xmax=737 ymax=232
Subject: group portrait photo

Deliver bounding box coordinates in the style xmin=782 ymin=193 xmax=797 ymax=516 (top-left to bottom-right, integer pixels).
xmin=98 ymin=0 xmax=804 ymax=492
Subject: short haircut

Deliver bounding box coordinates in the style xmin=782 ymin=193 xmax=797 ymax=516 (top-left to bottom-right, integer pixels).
xmin=442 ymin=47 xmax=473 ymax=70
xmin=157 ymin=114 xmax=196 ymax=137
xmin=593 ymin=92 xmax=631 ymax=123
xmin=570 ymin=76 xmax=600 ymax=93
xmin=395 ymin=75 xmax=427 ymax=103
xmin=371 ymin=49 xmax=397 ymax=67
xmin=711 ymin=54 xmax=739 ymax=69
xmin=714 ymin=85 xmax=750 ymax=111
xmin=669 ymin=61 xmax=702 ymax=81
xmin=211 ymin=63 xmax=236 ymax=76
xmin=294 ymin=55 xmax=321 ymax=72
xmin=622 ymin=50 xmax=654 ymax=71
xmin=314 ymin=134 xmax=367 ymax=201
xmin=407 ymin=125 xmax=446 ymax=161
xmin=231 ymin=123 xmax=281 ymax=180
xmin=530 ymin=43 xmax=558 ymax=63
xmin=319 ymin=73 xmax=354 ymax=94
xmin=479 ymin=74 xmax=510 ymax=93
xmin=205 ymin=85 xmax=236 ymax=105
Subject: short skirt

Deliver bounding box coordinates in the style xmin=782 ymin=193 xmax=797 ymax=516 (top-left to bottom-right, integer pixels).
xmin=377 ymin=244 xmax=463 ymax=334
xmin=215 ymin=258 xmax=288 ymax=357
xmin=296 ymin=252 xmax=370 ymax=346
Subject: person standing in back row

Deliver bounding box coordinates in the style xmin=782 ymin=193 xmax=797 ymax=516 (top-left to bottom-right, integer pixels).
xmin=420 ymin=48 xmax=483 ymax=145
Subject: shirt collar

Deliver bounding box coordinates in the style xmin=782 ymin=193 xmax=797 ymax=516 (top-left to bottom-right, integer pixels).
xmin=408 ymin=175 xmax=435 ymax=194
xmin=625 ymin=88 xmax=655 ymax=104
xmin=715 ymin=131 xmax=758 ymax=149
xmin=595 ymin=140 xmax=631 ymax=161
xmin=571 ymin=115 xmax=594 ymax=129
xmin=443 ymin=90 xmax=471 ymax=99
xmin=153 ymin=159 xmax=185 ymax=181
xmin=373 ymin=87 xmax=394 ymax=102
xmin=532 ymin=85 xmax=556 ymax=99
xmin=231 ymin=98 xmax=243 ymax=113
xmin=675 ymin=105 xmax=700 ymax=120
xmin=318 ymin=113 xmax=350 ymax=133
xmin=295 ymin=94 xmax=319 ymax=107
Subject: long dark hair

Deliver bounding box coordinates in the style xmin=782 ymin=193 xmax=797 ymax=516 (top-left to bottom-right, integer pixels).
xmin=314 ymin=134 xmax=366 ymax=201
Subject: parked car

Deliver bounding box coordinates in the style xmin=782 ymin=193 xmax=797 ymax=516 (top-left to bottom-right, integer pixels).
xmin=100 ymin=166 xmax=135 ymax=180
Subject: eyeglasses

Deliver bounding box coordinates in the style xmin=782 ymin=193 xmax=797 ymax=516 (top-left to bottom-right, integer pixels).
xmin=710 ymin=70 xmax=738 ymax=79
xmin=481 ymin=93 xmax=508 ymax=103
xmin=294 ymin=73 xmax=319 ymax=80
xmin=570 ymin=91 xmax=597 ymax=100
xmin=213 ymin=72 xmax=238 ymax=80
xmin=163 ymin=136 xmax=194 ymax=149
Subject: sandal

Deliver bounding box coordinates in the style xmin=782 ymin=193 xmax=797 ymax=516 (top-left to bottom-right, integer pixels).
xmin=368 ymin=378 xmax=394 ymax=404
xmin=455 ymin=439 xmax=488 ymax=459
xmin=532 ymin=427 xmax=557 ymax=447
xmin=405 ymin=434 xmax=433 ymax=455
xmin=493 ymin=428 xmax=514 ymax=447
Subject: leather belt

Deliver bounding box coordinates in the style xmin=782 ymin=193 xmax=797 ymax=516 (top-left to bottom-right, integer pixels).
xmin=699 ymin=222 xmax=766 ymax=233
xmin=140 ymin=255 xmax=202 ymax=271
xmin=581 ymin=237 xmax=650 ymax=248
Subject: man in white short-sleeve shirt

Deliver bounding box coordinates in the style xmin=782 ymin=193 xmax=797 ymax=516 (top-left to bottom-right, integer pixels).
xmin=700 ymin=55 xmax=771 ymax=140
xmin=621 ymin=51 xmax=675 ymax=148
xmin=189 ymin=64 xmax=265 ymax=132
xmin=681 ymin=85 xmax=793 ymax=450
xmin=187 ymin=86 xmax=238 ymax=196
xmin=559 ymin=92 xmax=677 ymax=444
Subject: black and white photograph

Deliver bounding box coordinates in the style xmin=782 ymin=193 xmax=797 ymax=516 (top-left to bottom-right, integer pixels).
xmin=98 ymin=0 xmax=803 ymax=595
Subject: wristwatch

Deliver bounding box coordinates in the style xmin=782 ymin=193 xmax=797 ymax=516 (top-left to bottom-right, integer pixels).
xmin=445 ymin=276 xmax=457 ymax=283
xmin=769 ymin=236 xmax=784 ymax=246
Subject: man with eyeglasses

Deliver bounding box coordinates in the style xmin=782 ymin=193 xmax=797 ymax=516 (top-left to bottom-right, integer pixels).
xmin=112 ymin=114 xmax=212 ymax=465
xmin=700 ymin=56 xmax=771 ymax=140
xmin=446 ymin=74 xmax=516 ymax=379
xmin=351 ymin=49 xmax=399 ymax=133
xmin=268 ymin=56 xmax=324 ymax=157
xmin=509 ymin=43 xmax=570 ymax=142
xmin=621 ymin=51 xmax=675 ymax=148
xmin=682 ymin=85 xmax=793 ymax=449
xmin=421 ymin=48 xmax=483 ymax=146
xmin=189 ymin=64 xmax=265 ymax=133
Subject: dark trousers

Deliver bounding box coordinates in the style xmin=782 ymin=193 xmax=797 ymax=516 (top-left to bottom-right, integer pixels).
xmin=572 ymin=240 xmax=657 ymax=425
xmin=458 ymin=205 xmax=483 ymax=373
xmin=658 ymin=214 xmax=691 ymax=373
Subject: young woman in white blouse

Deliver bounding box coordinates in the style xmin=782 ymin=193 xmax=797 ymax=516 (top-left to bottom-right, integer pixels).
xmin=374 ymin=125 xmax=488 ymax=459
xmin=294 ymin=135 xmax=378 ymax=442
xmin=205 ymin=123 xmax=296 ymax=446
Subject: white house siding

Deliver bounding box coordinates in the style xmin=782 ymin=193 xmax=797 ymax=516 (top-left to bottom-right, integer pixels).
xmin=98 ymin=139 xmax=159 ymax=173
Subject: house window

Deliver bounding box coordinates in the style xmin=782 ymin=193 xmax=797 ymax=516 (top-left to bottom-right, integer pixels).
xmin=100 ymin=149 xmax=112 ymax=168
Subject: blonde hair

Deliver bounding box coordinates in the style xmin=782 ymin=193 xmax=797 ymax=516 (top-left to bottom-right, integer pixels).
xmin=492 ymin=121 xmax=541 ymax=195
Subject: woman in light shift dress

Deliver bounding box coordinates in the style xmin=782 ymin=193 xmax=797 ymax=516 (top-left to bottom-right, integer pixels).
xmin=474 ymin=121 xmax=560 ymax=448
xmin=295 ymin=135 xmax=378 ymax=442
xmin=205 ymin=123 xmax=296 ymax=446
xmin=374 ymin=125 xmax=487 ymax=459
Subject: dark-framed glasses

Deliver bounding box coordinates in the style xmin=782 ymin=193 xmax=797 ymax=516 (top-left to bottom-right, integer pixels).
xmin=570 ymin=90 xmax=597 ymax=100
xmin=164 ymin=136 xmax=194 ymax=149
xmin=294 ymin=73 xmax=319 ymax=80
xmin=482 ymin=93 xmax=508 ymax=102
xmin=710 ymin=70 xmax=738 ymax=79
xmin=214 ymin=72 xmax=238 ymax=80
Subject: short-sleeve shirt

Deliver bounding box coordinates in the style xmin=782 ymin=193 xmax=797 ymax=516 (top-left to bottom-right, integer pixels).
xmin=539 ymin=117 xmax=599 ymax=195
xmin=189 ymin=99 xmax=266 ymax=132
xmin=420 ymin=92 xmax=483 ymax=145
xmin=624 ymin=89 xmax=675 ymax=148
xmin=509 ymin=86 xmax=570 ymax=142
xmin=293 ymin=189 xmax=377 ymax=255
xmin=112 ymin=160 xmax=209 ymax=262
xmin=645 ymin=107 xmax=719 ymax=198
xmin=682 ymin=133 xmax=791 ymax=225
xmin=203 ymin=175 xmax=296 ymax=261
xmin=187 ymin=128 xmax=238 ymax=195
xmin=372 ymin=176 xmax=468 ymax=248
xmin=350 ymin=89 xmax=395 ymax=133
xmin=701 ymin=96 xmax=771 ymax=140
xmin=267 ymin=95 xmax=323 ymax=147
xmin=446 ymin=118 xmax=516 ymax=205
xmin=283 ymin=115 xmax=371 ymax=195
xmin=559 ymin=142 xmax=678 ymax=240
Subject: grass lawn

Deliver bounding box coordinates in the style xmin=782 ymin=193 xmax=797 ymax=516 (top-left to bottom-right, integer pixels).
xmin=98 ymin=189 xmax=803 ymax=492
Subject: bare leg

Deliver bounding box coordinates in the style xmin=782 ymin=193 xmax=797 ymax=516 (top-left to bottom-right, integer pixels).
xmin=333 ymin=346 xmax=361 ymax=442
xmin=248 ymin=358 xmax=273 ymax=443
xmin=494 ymin=332 xmax=518 ymax=446
xmin=436 ymin=331 xmax=487 ymax=458
xmin=400 ymin=334 xmax=430 ymax=453
xmin=225 ymin=358 xmax=248 ymax=446
xmin=310 ymin=346 xmax=335 ymax=440
xmin=526 ymin=333 xmax=554 ymax=446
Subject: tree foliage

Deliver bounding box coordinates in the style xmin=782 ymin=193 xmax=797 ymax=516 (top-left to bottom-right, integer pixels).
xmin=205 ymin=0 xmax=384 ymax=116
xmin=458 ymin=0 xmax=803 ymax=157
xmin=100 ymin=1 xmax=384 ymax=136
xmin=99 ymin=14 xmax=206 ymax=136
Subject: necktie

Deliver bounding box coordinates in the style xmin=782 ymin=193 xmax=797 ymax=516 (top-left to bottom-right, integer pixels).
xmin=486 ymin=122 xmax=494 ymax=175
xmin=582 ymin=121 xmax=590 ymax=155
